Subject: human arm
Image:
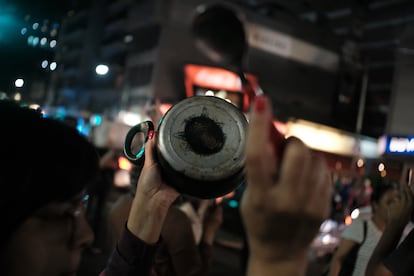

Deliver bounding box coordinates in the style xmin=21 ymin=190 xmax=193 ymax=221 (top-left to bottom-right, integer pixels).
xmin=240 ymin=96 xmax=332 ymax=276
xmin=328 ymin=238 xmax=359 ymax=276
xmin=126 ymin=137 xmax=179 ymax=243
xmin=365 ymin=181 xmax=413 ymax=276
xmin=103 ymin=137 xmax=179 ymax=275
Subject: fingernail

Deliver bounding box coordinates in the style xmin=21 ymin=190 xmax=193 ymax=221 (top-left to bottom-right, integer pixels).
xmin=255 ymin=96 xmax=266 ymax=112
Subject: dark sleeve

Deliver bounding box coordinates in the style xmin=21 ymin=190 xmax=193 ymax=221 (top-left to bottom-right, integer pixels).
xmin=162 ymin=208 xmax=212 ymax=276
xmin=101 ymin=224 xmax=159 ymax=276
xmin=383 ymin=229 xmax=414 ymax=276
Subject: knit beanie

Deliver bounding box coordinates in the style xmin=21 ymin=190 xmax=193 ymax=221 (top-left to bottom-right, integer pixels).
xmin=0 ymin=100 xmax=99 ymax=249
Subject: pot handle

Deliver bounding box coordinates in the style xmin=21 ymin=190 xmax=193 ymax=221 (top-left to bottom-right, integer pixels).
xmin=124 ymin=120 xmax=155 ymax=164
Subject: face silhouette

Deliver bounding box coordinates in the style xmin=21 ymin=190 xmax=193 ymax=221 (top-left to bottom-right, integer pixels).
xmin=1 ymin=193 xmax=94 ymax=276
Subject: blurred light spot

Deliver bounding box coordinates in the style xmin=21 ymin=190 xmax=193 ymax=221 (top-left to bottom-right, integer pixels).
xmin=378 ymin=163 xmax=385 ymax=172
xmin=320 ymin=219 xmax=337 ymax=233
xmin=15 ymin=78 xmax=24 ymax=88
xmin=40 ymin=37 xmax=47 ymax=45
xmin=118 ymin=156 xmax=132 ymax=171
xmin=205 ymin=90 xmax=214 ymax=96
xmin=351 ymin=208 xmax=360 ymax=219
xmin=345 ymin=215 xmax=352 ymax=226
xmin=29 ymin=104 xmax=40 ymax=110
xmin=381 ymin=170 xmax=387 ymax=177
xmin=124 ymin=34 xmax=133 ymax=43
xmin=357 ymin=158 xmax=364 ymax=168
xmin=41 ymin=60 xmax=48 ymax=68
xmin=90 ymin=114 xmax=102 ymax=126
xmin=32 ymin=36 xmax=39 ymax=46
xmin=322 ymin=234 xmax=332 ymax=245
xmin=95 ymin=64 xmax=109 ymax=75
xmin=228 ymin=200 xmax=239 ymax=208
xmin=32 ymin=22 xmax=39 ymax=30
xmin=50 ymin=29 xmax=57 ymax=37
xmin=50 ymin=39 xmax=57 ymax=48
xmin=27 ymin=35 xmax=34 ymax=45
xmin=14 ymin=93 xmax=21 ymax=101
xmin=50 ymin=62 xmax=57 ymax=71
xmin=20 ymin=27 xmax=27 ymax=35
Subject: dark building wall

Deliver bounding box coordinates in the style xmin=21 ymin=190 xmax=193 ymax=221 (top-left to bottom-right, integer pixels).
xmin=386 ymin=23 xmax=414 ymax=135
xmin=153 ymin=0 xmax=340 ymax=125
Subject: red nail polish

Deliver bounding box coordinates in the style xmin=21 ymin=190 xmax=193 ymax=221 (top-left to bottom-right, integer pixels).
xmin=255 ymin=96 xmax=266 ymax=112
xmin=148 ymin=130 xmax=154 ymax=140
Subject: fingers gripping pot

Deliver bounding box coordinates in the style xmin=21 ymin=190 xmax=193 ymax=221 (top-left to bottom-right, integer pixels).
xmin=124 ymin=96 xmax=248 ymax=199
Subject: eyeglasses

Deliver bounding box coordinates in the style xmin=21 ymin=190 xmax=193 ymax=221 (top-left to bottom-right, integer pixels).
xmin=34 ymin=194 xmax=90 ymax=244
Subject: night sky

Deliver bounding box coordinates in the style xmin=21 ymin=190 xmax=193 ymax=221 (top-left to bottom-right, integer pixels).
xmin=0 ymin=0 xmax=73 ymax=92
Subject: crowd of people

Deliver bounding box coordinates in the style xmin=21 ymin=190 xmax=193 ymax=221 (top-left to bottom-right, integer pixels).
xmin=0 ymin=94 xmax=413 ymax=276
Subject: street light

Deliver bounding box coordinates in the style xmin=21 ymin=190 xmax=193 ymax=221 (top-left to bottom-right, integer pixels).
xmin=95 ymin=64 xmax=109 ymax=75
xmin=15 ymin=78 xmax=24 ymax=88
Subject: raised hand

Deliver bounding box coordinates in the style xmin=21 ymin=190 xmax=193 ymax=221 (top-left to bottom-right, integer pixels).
xmin=387 ymin=180 xmax=413 ymax=228
xmin=127 ymin=137 xmax=179 ymax=244
xmin=241 ymin=96 xmax=332 ymax=276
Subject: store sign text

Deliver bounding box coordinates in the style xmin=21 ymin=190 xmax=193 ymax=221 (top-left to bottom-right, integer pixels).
xmin=388 ymin=137 xmax=414 ymax=153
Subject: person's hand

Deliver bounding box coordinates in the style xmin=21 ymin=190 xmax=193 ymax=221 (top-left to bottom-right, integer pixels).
xmin=127 ymin=137 xmax=179 ymax=243
xmin=387 ymin=181 xmax=413 ymax=229
xmin=241 ymin=96 xmax=332 ymax=274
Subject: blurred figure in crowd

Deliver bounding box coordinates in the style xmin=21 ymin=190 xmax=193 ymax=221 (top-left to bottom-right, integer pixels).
xmin=106 ymin=163 xmax=139 ymax=251
xmin=88 ymin=148 xmax=118 ymax=254
xmin=366 ymin=177 xmax=414 ymax=276
xmin=153 ymin=196 xmax=222 ymax=276
xmin=328 ymin=178 xmax=399 ymax=276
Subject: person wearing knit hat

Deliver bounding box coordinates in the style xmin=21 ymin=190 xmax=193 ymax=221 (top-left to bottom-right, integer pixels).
xmin=0 ymin=99 xmax=182 ymax=276
xmin=0 ymin=99 xmax=100 ymax=275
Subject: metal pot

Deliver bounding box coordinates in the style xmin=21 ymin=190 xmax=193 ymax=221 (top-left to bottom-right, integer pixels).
xmin=124 ymin=96 xmax=248 ymax=199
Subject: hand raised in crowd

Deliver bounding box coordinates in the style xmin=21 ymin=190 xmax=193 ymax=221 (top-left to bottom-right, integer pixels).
xmin=387 ymin=178 xmax=413 ymax=228
xmin=127 ymin=136 xmax=180 ymax=244
xmin=241 ymin=96 xmax=332 ymax=276
xmin=365 ymin=178 xmax=414 ymax=276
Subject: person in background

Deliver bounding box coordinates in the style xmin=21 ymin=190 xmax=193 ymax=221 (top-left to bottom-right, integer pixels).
xmin=88 ymin=148 xmax=119 ymax=254
xmin=365 ymin=179 xmax=414 ymax=276
xmin=328 ymin=178 xmax=399 ymax=276
xmin=153 ymin=196 xmax=222 ymax=276
xmin=106 ymin=163 xmax=140 ymax=251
